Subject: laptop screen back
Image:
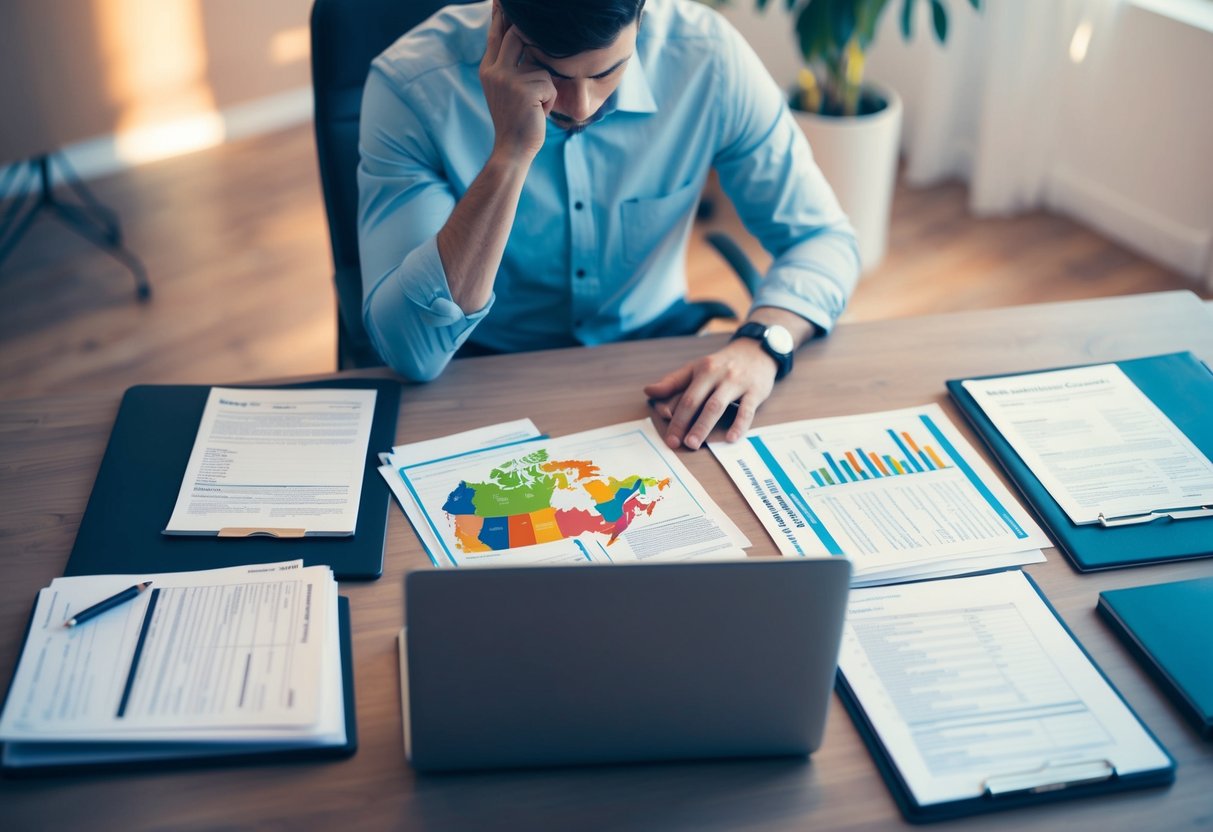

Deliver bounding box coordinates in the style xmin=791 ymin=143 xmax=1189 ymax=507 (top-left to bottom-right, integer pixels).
xmin=403 ymin=558 xmax=851 ymax=772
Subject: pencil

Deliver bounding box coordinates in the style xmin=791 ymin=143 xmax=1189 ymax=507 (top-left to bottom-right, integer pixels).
xmin=63 ymin=581 xmax=153 ymax=628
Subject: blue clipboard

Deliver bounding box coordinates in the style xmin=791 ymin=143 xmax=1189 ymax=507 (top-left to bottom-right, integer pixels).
xmin=946 ymin=352 xmax=1213 ymax=571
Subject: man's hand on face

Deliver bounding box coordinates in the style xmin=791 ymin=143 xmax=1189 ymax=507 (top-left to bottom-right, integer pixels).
xmin=481 ymin=3 xmax=556 ymax=164
xmin=643 ymin=337 xmax=777 ymax=451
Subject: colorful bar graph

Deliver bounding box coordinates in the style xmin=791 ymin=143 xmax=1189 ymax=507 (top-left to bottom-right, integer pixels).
xmin=807 ymin=427 xmax=951 ymax=489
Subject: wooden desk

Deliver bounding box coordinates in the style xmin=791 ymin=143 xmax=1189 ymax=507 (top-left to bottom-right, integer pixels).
xmin=3 ymin=290 xmax=1211 ymax=830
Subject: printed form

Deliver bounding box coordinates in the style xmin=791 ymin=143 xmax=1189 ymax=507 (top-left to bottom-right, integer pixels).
xmin=0 ymin=563 xmax=341 ymax=742
xmin=962 ymin=364 xmax=1213 ymax=524
xmin=838 ymin=571 xmax=1171 ymax=807
xmin=165 ymin=387 xmax=377 ymax=536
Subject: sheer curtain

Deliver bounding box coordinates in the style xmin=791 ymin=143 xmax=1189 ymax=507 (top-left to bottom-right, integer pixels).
xmin=872 ymin=0 xmax=1126 ymax=216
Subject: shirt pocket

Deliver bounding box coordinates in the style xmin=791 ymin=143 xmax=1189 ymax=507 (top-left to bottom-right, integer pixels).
xmin=619 ymin=179 xmax=703 ymax=268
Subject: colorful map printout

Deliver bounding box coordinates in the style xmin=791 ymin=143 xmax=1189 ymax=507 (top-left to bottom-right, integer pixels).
xmin=393 ymin=420 xmax=751 ymax=567
xmin=443 ymin=450 xmax=670 ymax=553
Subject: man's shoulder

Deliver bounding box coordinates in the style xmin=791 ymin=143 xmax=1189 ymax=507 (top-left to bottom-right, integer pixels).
xmin=371 ymin=2 xmax=487 ymax=92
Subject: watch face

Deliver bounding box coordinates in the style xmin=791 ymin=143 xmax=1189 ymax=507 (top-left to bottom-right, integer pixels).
xmin=765 ymin=325 xmax=794 ymax=356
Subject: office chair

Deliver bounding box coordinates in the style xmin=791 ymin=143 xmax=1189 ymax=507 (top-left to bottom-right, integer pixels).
xmin=311 ymin=0 xmax=754 ymax=370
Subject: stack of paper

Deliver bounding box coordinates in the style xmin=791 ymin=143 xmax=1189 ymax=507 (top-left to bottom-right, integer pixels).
xmin=380 ymin=419 xmax=751 ymax=567
xmin=709 ymin=404 xmax=1049 ymax=586
xmin=0 ymin=561 xmax=350 ymax=770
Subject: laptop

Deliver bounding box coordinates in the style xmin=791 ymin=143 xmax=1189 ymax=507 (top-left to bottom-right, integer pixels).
xmin=399 ymin=557 xmax=851 ymax=772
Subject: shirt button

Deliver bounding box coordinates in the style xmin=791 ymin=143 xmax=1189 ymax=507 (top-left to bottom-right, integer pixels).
xmin=574 ymin=201 xmax=584 ymax=211
xmin=575 ymin=269 xmax=586 ymax=278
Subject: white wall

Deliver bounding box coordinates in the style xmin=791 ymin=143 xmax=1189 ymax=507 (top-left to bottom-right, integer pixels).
xmin=721 ymin=0 xmax=1213 ymax=286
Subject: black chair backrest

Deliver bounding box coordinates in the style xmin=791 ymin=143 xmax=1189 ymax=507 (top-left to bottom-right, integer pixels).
xmin=310 ymin=0 xmax=475 ymax=368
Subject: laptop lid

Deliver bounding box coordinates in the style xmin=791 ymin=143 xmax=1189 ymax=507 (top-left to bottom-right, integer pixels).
xmin=402 ymin=557 xmax=851 ymax=771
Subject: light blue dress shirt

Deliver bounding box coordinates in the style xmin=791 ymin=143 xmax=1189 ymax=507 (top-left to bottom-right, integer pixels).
xmin=358 ymin=0 xmax=859 ymax=382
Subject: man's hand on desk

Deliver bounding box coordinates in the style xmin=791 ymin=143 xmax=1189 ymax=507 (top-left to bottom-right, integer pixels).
xmin=644 ymin=310 xmax=818 ymax=451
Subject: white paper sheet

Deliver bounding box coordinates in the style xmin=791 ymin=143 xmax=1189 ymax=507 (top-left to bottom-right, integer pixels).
xmin=962 ymin=364 xmax=1213 ymax=524
xmin=709 ymin=405 xmax=1049 ymax=584
xmin=164 ymin=387 xmax=377 ymax=536
xmin=838 ymin=571 xmax=1171 ymax=807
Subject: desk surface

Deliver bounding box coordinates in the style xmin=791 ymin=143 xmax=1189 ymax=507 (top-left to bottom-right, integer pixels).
xmin=2 ymin=290 xmax=1212 ymax=831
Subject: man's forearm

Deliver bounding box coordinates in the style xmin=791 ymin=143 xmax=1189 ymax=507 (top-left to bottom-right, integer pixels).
xmin=436 ymin=154 xmax=530 ymax=313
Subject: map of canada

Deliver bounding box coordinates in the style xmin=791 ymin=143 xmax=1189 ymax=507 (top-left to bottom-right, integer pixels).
xmin=441 ymin=449 xmax=670 ymax=552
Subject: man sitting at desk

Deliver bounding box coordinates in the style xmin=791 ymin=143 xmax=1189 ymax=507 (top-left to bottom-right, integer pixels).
xmin=358 ymin=0 xmax=859 ymax=449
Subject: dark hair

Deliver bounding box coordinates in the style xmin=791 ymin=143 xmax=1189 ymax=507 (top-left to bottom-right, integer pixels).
xmin=500 ymin=0 xmax=645 ymax=58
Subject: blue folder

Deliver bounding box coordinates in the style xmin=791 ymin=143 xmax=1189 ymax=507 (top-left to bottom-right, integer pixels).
xmin=946 ymin=352 xmax=1213 ymax=571
xmin=1099 ymin=576 xmax=1213 ymax=739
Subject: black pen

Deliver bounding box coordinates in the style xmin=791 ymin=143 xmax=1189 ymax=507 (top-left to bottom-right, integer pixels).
xmin=63 ymin=581 xmax=153 ymax=628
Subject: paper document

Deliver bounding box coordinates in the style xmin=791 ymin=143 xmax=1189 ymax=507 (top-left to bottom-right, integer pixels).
xmin=394 ymin=419 xmax=750 ymax=567
xmin=962 ymin=364 xmax=1213 ymax=524
xmin=0 ymin=562 xmax=344 ymax=744
xmin=709 ymin=405 xmax=1048 ymax=585
xmin=838 ymin=571 xmax=1171 ymax=807
xmin=165 ymin=387 xmax=377 ymax=536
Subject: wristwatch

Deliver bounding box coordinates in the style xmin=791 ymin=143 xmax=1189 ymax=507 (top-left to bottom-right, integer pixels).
xmin=731 ymin=322 xmax=794 ymax=380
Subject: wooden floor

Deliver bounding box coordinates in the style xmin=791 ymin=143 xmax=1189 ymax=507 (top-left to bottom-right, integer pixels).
xmin=0 ymin=123 xmax=1206 ymax=401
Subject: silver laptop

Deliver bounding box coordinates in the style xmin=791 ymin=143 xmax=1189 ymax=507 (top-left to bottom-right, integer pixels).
xmin=400 ymin=557 xmax=851 ymax=772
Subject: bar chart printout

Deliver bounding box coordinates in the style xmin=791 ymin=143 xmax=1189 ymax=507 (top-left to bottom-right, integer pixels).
xmin=809 ymin=424 xmax=951 ymax=488
xmin=837 ymin=572 xmax=1172 ymax=808
xmin=709 ymin=405 xmax=1049 ymax=584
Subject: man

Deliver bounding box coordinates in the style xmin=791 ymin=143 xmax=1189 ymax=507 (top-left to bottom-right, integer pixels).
xmin=358 ymin=0 xmax=859 ymax=450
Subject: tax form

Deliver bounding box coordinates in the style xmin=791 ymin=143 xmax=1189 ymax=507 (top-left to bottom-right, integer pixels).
xmin=0 ymin=563 xmax=340 ymax=742
xmin=962 ymin=364 xmax=1213 ymax=525
xmin=165 ymin=387 xmax=377 ymax=536
xmin=837 ymin=571 xmax=1171 ymax=807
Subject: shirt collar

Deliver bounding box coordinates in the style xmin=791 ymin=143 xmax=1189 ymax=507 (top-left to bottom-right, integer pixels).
xmin=610 ymin=52 xmax=657 ymax=115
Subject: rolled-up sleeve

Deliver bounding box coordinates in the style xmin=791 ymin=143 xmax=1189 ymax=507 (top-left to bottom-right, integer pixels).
xmin=711 ymin=27 xmax=860 ymax=335
xmin=358 ymin=67 xmax=493 ymax=382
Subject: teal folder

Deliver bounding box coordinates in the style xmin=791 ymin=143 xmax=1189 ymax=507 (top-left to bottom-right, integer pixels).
xmin=946 ymin=352 xmax=1213 ymax=571
xmin=1099 ymin=577 xmax=1213 ymax=739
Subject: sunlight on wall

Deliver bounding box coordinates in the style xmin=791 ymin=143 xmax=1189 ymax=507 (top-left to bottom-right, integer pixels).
xmin=271 ymin=25 xmax=311 ymax=66
xmin=1070 ymin=19 xmax=1095 ymax=63
xmin=94 ymin=0 xmax=224 ymax=164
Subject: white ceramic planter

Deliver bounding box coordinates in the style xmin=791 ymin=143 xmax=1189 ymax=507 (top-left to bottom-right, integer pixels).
xmin=793 ymin=82 xmax=903 ymax=272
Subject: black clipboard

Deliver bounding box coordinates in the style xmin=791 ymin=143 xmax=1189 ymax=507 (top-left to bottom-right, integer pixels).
xmin=835 ymin=573 xmax=1175 ymax=823
xmin=946 ymin=352 xmax=1213 ymax=571
xmin=1 ymin=596 xmax=357 ymax=776
xmin=64 ymin=379 xmax=400 ymax=581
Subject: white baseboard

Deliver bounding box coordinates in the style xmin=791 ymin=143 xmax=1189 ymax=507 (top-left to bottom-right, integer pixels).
xmin=1045 ymin=164 xmax=1211 ymax=283
xmin=0 ymin=87 xmax=313 ymax=191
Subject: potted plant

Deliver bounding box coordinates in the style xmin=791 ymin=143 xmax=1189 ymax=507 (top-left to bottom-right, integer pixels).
xmin=754 ymin=0 xmax=981 ymax=271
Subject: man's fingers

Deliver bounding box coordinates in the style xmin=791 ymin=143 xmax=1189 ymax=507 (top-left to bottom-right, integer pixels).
xmin=497 ymin=26 xmax=527 ymax=72
xmin=683 ymin=389 xmax=744 ymax=451
xmin=643 ymin=366 xmax=693 ymax=401
xmin=484 ymin=3 xmax=505 ymax=66
xmin=724 ymin=394 xmax=760 ymax=443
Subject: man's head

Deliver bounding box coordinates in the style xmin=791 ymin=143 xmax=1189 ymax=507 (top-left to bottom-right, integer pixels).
xmin=499 ymin=0 xmax=645 ymax=130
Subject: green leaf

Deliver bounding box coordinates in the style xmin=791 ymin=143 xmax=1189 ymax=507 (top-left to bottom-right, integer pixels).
xmin=968 ymin=0 xmax=982 ymax=10
xmin=855 ymin=0 xmax=891 ymax=48
xmin=829 ymin=0 xmax=858 ymax=49
xmin=900 ymin=0 xmax=915 ymax=40
xmin=930 ymin=0 xmax=947 ymax=42
xmin=795 ymin=0 xmax=833 ymax=64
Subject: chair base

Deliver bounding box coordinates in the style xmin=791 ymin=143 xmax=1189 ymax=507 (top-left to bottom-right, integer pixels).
xmin=0 ymin=153 xmax=151 ymax=300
